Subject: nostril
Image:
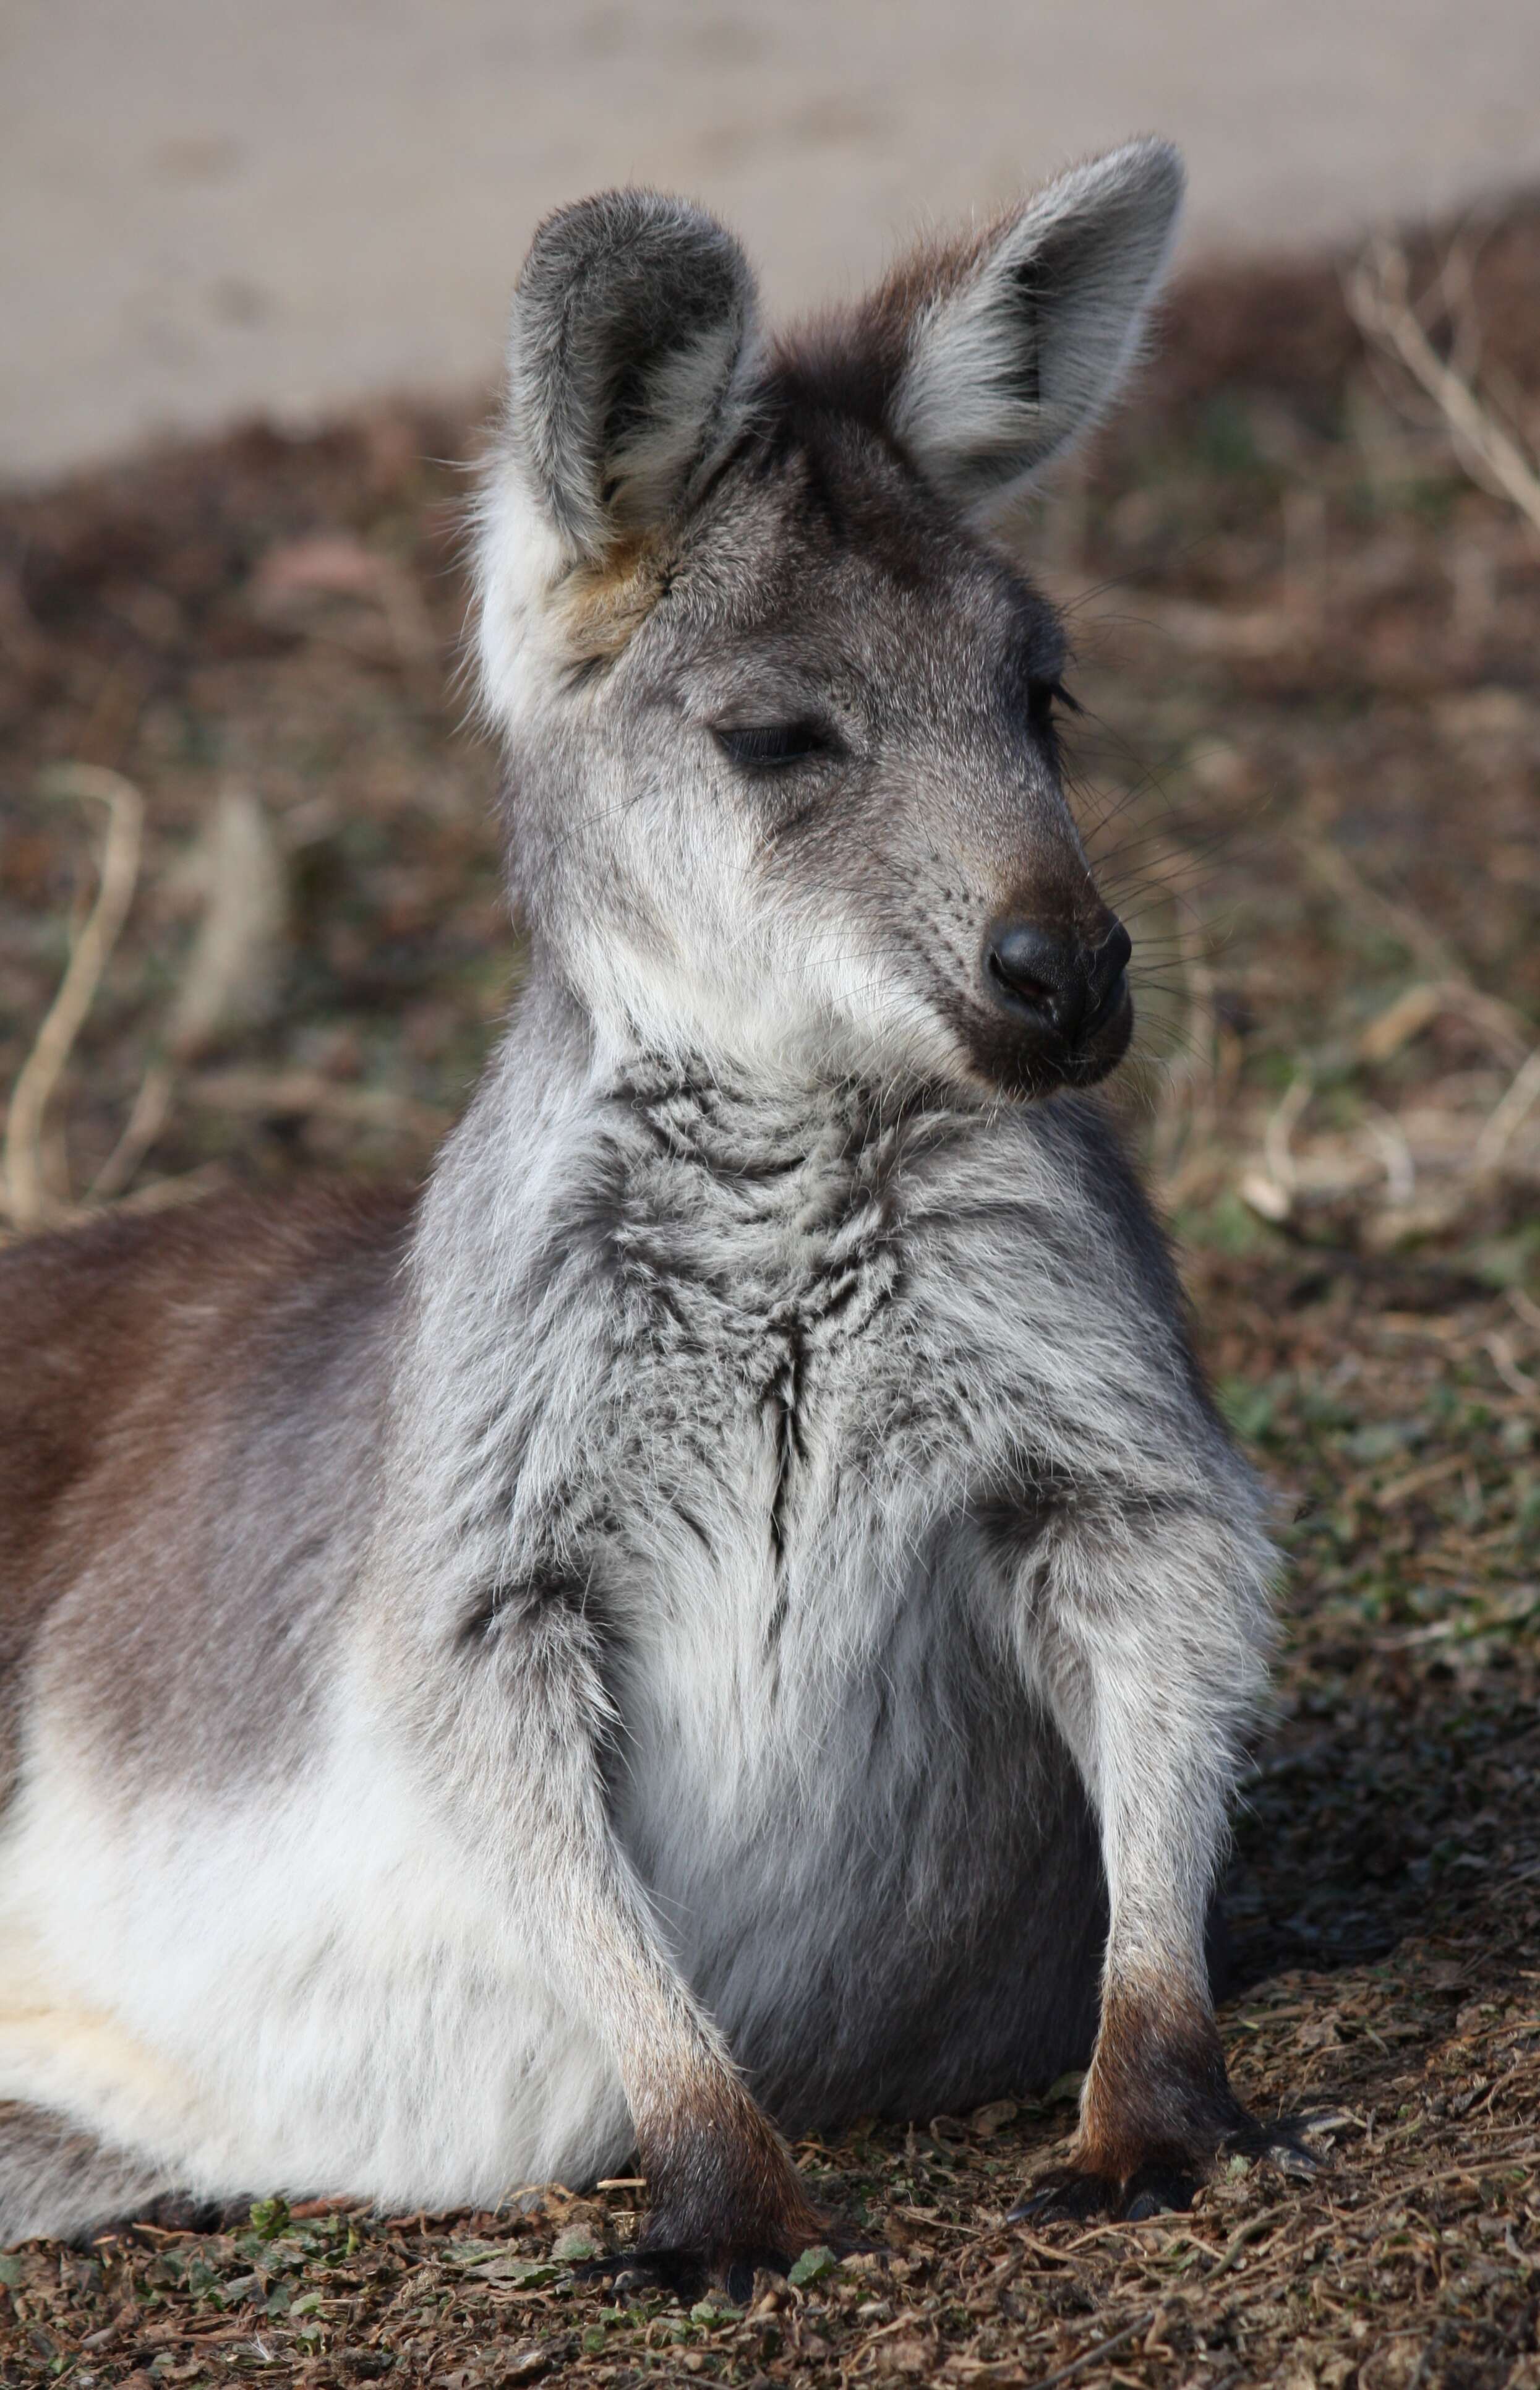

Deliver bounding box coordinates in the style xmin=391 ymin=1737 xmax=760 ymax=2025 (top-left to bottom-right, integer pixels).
xmin=987 ymin=944 xmax=1053 ymax=1011
xmin=984 ymin=922 xmax=1088 ymax=1042
xmin=986 ymin=924 xmax=1062 ymax=1014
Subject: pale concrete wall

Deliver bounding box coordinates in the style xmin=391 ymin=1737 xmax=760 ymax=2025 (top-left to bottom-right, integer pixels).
xmin=4 ymin=0 xmax=1539 ymax=481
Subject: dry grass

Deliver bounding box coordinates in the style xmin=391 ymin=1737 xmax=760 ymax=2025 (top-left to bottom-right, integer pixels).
xmin=1 ymin=200 xmax=1539 ymax=2389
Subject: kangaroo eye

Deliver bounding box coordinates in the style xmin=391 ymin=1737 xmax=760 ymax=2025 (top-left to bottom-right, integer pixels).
xmin=713 ymin=722 xmax=832 ymax=771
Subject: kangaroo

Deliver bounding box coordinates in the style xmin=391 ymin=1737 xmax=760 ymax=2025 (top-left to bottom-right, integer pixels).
xmin=0 ymin=141 xmax=1290 ymax=2293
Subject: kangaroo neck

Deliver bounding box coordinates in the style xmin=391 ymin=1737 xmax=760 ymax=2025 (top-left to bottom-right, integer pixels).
xmin=493 ymin=951 xmax=957 ymax=1189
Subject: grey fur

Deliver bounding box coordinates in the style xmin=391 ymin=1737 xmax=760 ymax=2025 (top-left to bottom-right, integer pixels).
xmin=504 ymin=190 xmax=760 ymax=559
xmin=0 ymin=150 xmax=1277 ymax=2261
xmin=0 ymin=2105 xmax=174 ymax=2247
xmin=895 ymin=139 xmax=1186 ymax=508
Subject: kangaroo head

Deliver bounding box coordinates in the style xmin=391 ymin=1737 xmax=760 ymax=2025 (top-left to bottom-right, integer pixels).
xmin=476 ymin=143 xmax=1183 ymax=1099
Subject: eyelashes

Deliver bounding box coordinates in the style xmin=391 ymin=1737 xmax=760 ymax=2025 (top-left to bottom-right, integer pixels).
xmin=712 ymin=721 xmax=839 ymax=771
xmin=711 ymin=682 xmax=1075 ymax=773
xmin=1027 ymin=678 xmax=1080 ymax=735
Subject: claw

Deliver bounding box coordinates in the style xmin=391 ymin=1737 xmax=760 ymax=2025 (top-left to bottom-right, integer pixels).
xmin=1009 ymin=2110 xmax=1319 ymax=2231
xmin=1222 ymin=2107 xmax=1324 ymax=2177
xmin=574 ymin=2237 xmax=803 ymax=2307
xmin=724 ymin=2245 xmax=794 ymax=2305
xmin=1119 ymin=2165 xmax=1196 ymax=2219
xmin=1007 ymin=2167 xmax=1120 ymax=2225
xmin=575 ymin=2245 xmax=709 ymax=2303
xmin=1247 ymin=2120 xmax=1324 ymax=2179
xmin=1009 ymin=2165 xmax=1196 ymax=2224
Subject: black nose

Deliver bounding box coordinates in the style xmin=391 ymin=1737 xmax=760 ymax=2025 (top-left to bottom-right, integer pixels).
xmin=984 ymin=917 xmax=1132 ymax=1048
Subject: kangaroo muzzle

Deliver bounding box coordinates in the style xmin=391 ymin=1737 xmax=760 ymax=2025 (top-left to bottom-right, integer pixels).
xmin=982 ymin=912 xmax=1134 ymax=1086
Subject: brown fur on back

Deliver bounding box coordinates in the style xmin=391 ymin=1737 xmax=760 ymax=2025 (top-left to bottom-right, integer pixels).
xmin=0 ymin=1185 xmax=417 ymax=1803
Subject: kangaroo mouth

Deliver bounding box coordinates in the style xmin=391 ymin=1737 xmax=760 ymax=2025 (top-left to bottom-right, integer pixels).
xmin=943 ymin=978 xmax=1135 ymax=1100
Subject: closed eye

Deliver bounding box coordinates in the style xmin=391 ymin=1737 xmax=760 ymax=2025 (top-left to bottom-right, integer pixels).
xmin=712 ymin=721 xmax=836 ymax=771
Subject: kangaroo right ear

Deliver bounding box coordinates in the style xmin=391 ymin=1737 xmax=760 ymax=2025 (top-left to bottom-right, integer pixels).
xmin=497 ymin=191 xmax=759 ymax=563
xmin=881 ymin=140 xmax=1184 ymax=518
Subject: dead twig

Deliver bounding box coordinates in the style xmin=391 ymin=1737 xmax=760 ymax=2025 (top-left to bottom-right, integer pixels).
xmin=1483 ymin=1333 xmax=1540 ymax=1415
xmin=1299 ymin=836 xmax=1531 ymax=1067
xmin=165 ymin=783 xmax=288 ymax=1061
xmin=1022 ymin=2311 xmax=1155 ymax=2389
xmin=88 ymin=1060 xmax=176 ymax=1202
xmin=1346 ymin=233 xmax=1540 ymax=539
xmin=1472 ymin=1047 xmax=1540 ymax=1176
xmin=1139 ymin=848 xmax=1225 ymax=1206
xmin=2 ymin=765 xmax=144 ymax=1231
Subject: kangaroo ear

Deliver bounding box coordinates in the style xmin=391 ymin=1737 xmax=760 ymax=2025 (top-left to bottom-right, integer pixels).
xmin=499 ymin=189 xmax=760 ymax=563
xmin=887 ymin=140 xmax=1184 ymax=518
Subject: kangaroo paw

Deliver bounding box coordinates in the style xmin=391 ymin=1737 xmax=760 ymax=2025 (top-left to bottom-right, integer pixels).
xmin=1009 ymin=2157 xmax=1197 ymax=2224
xmin=577 ymin=2234 xmax=808 ymax=2306
xmin=1009 ymin=2104 xmax=1320 ymax=2227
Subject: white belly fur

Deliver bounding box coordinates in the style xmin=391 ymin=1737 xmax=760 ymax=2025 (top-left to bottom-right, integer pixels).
xmin=0 ymin=1687 xmax=631 ymax=2208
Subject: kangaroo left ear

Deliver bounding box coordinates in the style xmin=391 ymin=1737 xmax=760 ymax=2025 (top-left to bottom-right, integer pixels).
xmin=477 ymin=189 xmax=761 ymax=717
xmin=888 ymin=140 xmax=1184 ymax=519
xmin=498 ymin=191 xmax=761 ymax=565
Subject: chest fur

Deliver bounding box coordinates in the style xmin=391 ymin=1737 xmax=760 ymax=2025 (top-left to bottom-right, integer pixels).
xmin=418 ymin=1072 xmax=1191 ymax=1681
xmin=570 ymin=1088 xmax=978 ymax=1603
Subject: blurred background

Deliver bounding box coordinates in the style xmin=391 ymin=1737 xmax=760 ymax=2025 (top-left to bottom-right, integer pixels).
xmin=1 ymin=7 xmax=1539 ymax=2382
xmin=6 ymin=0 xmax=1540 ymax=478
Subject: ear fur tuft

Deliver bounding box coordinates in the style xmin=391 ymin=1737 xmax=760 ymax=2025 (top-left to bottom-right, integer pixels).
xmin=476 ymin=190 xmax=760 ymax=718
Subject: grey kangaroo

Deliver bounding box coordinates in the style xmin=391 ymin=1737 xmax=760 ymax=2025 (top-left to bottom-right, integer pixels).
xmin=0 ymin=140 xmax=1288 ymax=2292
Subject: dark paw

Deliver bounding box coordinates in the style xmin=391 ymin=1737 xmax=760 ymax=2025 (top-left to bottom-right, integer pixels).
xmin=1121 ymin=2163 xmax=1198 ymax=2220
xmin=722 ymin=2242 xmax=800 ymax=2306
xmin=1007 ymin=2165 xmax=1116 ymax=2225
xmin=78 ymin=2191 xmax=254 ymax=2249
xmin=1009 ymin=2107 xmax=1320 ymax=2230
xmin=575 ymin=2245 xmax=710 ymax=2303
xmin=575 ymin=2238 xmax=795 ymax=2306
xmin=141 ymin=2193 xmax=255 ymax=2233
xmin=1007 ymin=2161 xmax=1195 ymax=2226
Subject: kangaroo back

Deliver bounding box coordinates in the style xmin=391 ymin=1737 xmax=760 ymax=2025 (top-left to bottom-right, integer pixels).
xmin=0 ymin=1189 xmax=413 ymax=1803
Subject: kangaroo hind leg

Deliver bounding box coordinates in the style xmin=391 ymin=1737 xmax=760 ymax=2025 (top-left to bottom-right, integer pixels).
xmin=0 ymin=2101 xmax=181 ymax=2248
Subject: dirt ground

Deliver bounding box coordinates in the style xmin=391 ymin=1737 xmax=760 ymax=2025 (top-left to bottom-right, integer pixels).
xmin=1 ymin=205 xmax=1538 ymax=2387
